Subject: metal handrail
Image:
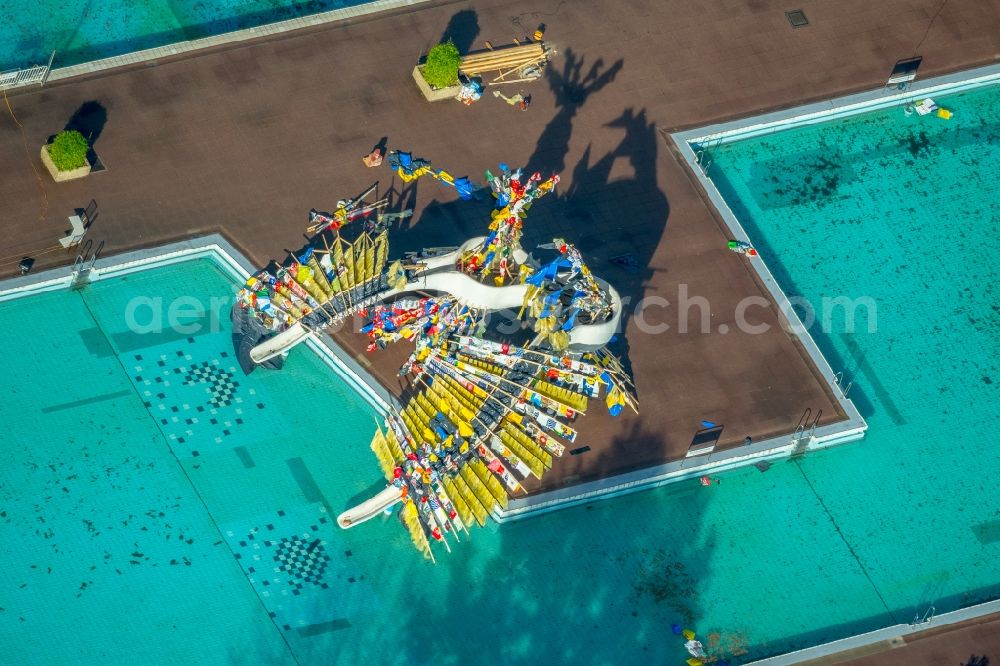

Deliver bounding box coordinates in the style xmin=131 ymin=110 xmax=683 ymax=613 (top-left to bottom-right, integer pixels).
xmin=795 ymin=407 xmax=812 ymax=432
xmin=911 ymin=605 xmax=935 ymax=626
xmin=791 ymin=424 xmax=805 ymax=445
xmin=74 ymin=239 xmax=93 ymax=267
xmin=808 ymin=409 xmax=823 ymax=437
xmin=89 ymin=240 xmax=105 ymax=269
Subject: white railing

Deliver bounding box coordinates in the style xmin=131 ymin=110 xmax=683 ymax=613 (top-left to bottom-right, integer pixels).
xmin=0 ymin=51 xmax=56 ymax=90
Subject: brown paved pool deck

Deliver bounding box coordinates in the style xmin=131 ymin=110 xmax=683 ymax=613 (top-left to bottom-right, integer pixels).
xmin=2 ymin=0 xmax=998 ymax=495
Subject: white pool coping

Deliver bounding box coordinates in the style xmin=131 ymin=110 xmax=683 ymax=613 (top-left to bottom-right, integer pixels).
xmin=497 ymin=425 xmax=865 ymax=522
xmin=746 ymin=599 xmax=1000 ymax=665
xmin=672 ymin=62 xmax=1000 ymax=145
xmin=22 ymin=0 xmax=433 ymax=85
xmin=476 ymin=64 xmax=1000 ymax=524
xmin=0 ymin=235 xmax=395 ymax=416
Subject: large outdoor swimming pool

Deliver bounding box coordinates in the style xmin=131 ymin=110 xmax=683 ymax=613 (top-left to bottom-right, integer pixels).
xmin=1 ymin=80 xmax=998 ymax=664
xmin=2 ymin=0 xmax=379 ymax=70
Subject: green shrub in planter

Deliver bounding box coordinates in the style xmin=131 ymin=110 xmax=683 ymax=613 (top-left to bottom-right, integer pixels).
xmin=47 ymin=130 xmax=89 ymax=171
xmin=423 ymin=41 xmax=461 ymax=89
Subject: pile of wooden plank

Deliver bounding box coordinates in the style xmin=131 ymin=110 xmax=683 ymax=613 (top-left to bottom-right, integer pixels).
xmin=459 ymin=42 xmax=553 ymax=85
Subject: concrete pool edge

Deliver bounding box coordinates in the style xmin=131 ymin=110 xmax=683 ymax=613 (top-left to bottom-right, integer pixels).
xmin=0 ymin=234 xmax=395 ymax=417
xmin=671 ymin=62 xmax=1000 ymax=144
xmin=22 ymin=0 xmax=434 ymax=86
xmin=745 ymin=600 xmax=1000 ymax=665
xmin=498 ymin=425 xmax=865 ymax=521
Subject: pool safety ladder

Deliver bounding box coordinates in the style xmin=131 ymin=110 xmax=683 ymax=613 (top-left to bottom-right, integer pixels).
xmin=70 ymin=239 xmax=103 ymax=289
xmin=790 ymin=408 xmax=822 ymax=454
xmin=694 ymin=136 xmax=723 ymax=175
xmin=791 ymin=408 xmax=810 ymax=445
xmin=833 ymin=371 xmax=854 ymax=399
xmin=910 ymin=605 xmax=936 ymax=627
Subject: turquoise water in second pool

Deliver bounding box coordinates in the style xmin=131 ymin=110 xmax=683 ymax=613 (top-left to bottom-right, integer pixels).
xmin=695 ymin=80 xmax=1000 ymax=647
xmin=3 ymin=83 xmax=1000 ymax=666
xmin=2 ymin=0 xmax=375 ymax=70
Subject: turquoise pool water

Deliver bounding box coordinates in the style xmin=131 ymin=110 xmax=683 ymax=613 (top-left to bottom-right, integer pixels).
xmin=2 ymin=0 xmax=372 ymax=70
xmin=2 ymin=79 xmax=999 ymax=665
xmin=0 ymin=259 xmax=384 ymax=664
xmin=695 ymin=80 xmax=1000 ymax=645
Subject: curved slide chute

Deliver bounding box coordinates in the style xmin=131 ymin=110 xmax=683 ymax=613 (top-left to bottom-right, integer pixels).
xmin=249 ymin=269 xmax=620 ymax=362
xmin=248 ymin=234 xmax=619 ymax=362
xmin=337 ymin=485 xmax=403 ymax=529
xmin=408 ymin=271 xmax=529 ymax=311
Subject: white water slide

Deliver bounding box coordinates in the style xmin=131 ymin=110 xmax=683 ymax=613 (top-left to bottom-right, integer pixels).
xmin=337 ymin=485 xmax=403 ymax=528
xmin=249 ymin=320 xmax=311 ymax=364
xmin=249 ymin=236 xmax=622 ymax=364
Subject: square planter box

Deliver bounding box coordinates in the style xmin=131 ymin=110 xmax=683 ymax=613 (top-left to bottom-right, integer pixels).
xmin=40 ymin=145 xmax=91 ymax=182
xmin=412 ymin=65 xmax=462 ymax=102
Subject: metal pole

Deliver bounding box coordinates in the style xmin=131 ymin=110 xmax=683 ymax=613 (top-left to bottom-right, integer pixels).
xmin=42 ymin=50 xmax=56 ymax=85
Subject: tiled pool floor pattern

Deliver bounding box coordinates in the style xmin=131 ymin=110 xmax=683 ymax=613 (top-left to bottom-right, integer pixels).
xmin=222 ymin=502 xmax=383 ymax=633
xmin=0 ymin=276 xmax=291 ymax=663
xmin=0 ymin=260 xmax=383 ymax=663
xmin=129 ymin=346 xmax=258 ymax=455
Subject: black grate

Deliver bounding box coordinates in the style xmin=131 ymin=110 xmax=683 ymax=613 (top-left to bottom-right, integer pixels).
xmin=785 ymin=10 xmax=809 ymax=28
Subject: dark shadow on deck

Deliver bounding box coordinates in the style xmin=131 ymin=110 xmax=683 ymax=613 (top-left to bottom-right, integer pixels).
xmin=438 ymin=9 xmax=480 ymax=54
xmin=64 ymin=101 xmax=107 ymax=170
xmin=746 ymin=581 xmax=1000 ymax=662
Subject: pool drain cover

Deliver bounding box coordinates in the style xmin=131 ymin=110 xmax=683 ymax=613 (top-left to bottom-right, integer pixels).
xmin=785 ymin=10 xmax=809 ymax=28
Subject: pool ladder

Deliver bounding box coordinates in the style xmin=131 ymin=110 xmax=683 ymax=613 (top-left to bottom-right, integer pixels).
xmin=910 ymin=606 xmax=935 ymax=627
xmin=694 ymin=136 xmax=722 ymax=176
xmin=833 ymin=371 xmax=855 ymax=399
xmin=791 ymin=408 xmax=822 ymax=453
xmin=70 ymin=239 xmax=104 ymax=289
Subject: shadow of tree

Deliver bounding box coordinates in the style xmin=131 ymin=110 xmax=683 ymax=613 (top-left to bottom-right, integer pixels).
xmin=525 ymin=48 xmax=624 ymax=177
xmin=377 ymin=101 xmax=670 ymax=400
xmin=64 ymin=101 xmax=107 ymax=167
xmin=518 ymin=106 xmax=670 ymax=383
xmin=438 ymin=9 xmax=480 ymax=54
xmin=376 ymin=423 xmax=719 ymax=665
xmin=705 ymin=159 xmax=878 ymax=420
